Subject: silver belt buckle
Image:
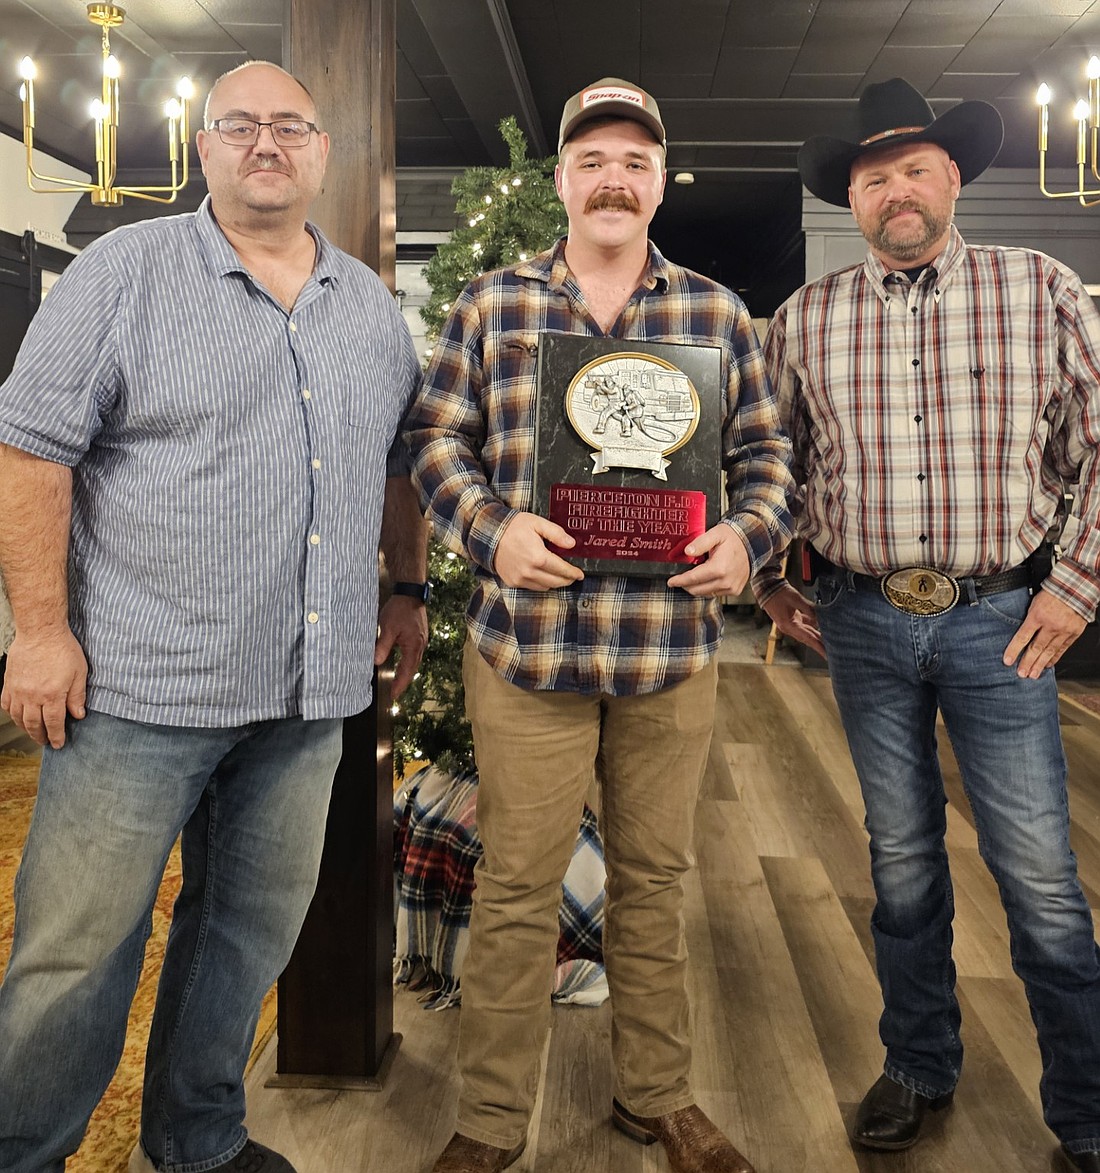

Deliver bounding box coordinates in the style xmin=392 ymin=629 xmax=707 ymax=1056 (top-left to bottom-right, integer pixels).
xmin=881 ymin=567 xmax=960 ymax=616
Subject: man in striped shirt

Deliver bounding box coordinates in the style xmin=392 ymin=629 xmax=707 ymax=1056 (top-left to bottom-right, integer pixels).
xmin=757 ymin=78 xmax=1100 ymax=1171
xmin=0 ymin=63 xmax=427 ymax=1173
xmin=408 ymin=78 xmax=792 ymax=1173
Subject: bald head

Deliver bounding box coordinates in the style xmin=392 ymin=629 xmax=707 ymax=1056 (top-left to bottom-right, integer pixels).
xmin=203 ymin=61 xmax=318 ymax=129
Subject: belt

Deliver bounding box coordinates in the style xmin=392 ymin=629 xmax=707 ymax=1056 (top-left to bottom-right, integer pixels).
xmin=830 ymin=561 xmax=1029 ymax=616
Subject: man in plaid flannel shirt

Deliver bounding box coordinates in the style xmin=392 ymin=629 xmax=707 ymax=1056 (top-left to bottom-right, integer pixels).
xmin=758 ymin=79 xmax=1100 ymax=1172
xmin=407 ymin=77 xmax=792 ymax=1173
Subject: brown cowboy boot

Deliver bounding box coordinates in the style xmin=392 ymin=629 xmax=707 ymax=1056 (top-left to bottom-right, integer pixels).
xmin=612 ymin=1099 xmax=756 ymax=1173
xmin=429 ymin=1133 xmax=526 ymax=1173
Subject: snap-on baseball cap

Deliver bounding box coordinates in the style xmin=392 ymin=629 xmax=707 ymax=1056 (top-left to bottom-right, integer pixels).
xmin=558 ymin=77 xmax=666 ymax=151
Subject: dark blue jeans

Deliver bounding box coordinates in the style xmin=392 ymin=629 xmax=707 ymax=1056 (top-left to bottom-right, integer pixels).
xmin=816 ymin=577 xmax=1100 ymax=1151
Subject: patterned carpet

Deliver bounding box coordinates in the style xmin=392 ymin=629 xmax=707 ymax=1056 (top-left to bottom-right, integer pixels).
xmin=0 ymin=752 xmax=276 ymax=1172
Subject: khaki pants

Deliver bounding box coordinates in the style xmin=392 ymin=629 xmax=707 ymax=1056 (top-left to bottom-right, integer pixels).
xmin=455 ymin=641 xmax=719 ymax=1147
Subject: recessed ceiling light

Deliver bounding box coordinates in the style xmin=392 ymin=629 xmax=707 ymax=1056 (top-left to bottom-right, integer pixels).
xmin=674 ymin=172 xmax=695 ymax=184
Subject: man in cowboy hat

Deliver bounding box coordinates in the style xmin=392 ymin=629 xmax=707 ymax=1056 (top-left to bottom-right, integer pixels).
xmin=408 ymin=75 xmax=793 ymax=1173
xmin=756 ymin=77 xmax=1100 ymax=1171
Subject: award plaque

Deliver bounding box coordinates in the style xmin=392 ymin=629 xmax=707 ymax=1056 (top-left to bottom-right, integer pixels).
xmin=532 ymin=332 xmax=723 ymax=575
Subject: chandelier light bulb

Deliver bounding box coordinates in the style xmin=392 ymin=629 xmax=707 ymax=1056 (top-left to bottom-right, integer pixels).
xmin=19 ymin=56 xmax=36 ymax=81
xmin=177 ymin=76 xmax=194 ymax=100
xmin=18 ymin=82 xmax=26 ymax=101
xmin=104 ymin=54 xmax=120 ymax=80
xmin=90 ymin=98 xmax=105 ymax=121
xmin=1037 ymin=83 xmax=1052 ymax=106
xmin=1089 ymin=56 xmax=1100 ymax=80
xmin=164 ymin=98 xmax=181 ymax=120
xmin=1075 ymin=98 xmax=1090 ymax=122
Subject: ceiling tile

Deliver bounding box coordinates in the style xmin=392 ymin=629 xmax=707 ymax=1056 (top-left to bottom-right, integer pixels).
xmin=783 ymin=73 xmax=862 ymax=99
xmin=887 ymin=1 xmax=997 ymax=46
xmin=712 ymin=47 xmax=799 ymax=97
xmin=928 ymin=72 xmax=1019 ymax=98
xmin=862 ymin=44 xmax=964 ymax=91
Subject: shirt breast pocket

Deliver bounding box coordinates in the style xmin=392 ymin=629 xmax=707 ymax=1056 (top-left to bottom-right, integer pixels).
xmin=344 ymin=342 xmax=400 ymax=428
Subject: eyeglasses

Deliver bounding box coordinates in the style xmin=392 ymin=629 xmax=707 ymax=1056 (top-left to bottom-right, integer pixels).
xmin=208 ymin=118 xmax=318 ymax=148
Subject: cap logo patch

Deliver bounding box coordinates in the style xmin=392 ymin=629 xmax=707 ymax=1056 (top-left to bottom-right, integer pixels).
xmin=582 ymin=86 xmax=645 ymax=110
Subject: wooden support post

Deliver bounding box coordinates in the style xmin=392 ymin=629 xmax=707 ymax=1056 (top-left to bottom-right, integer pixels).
xmin=274 ymin=0 xmax=400 ymax=1086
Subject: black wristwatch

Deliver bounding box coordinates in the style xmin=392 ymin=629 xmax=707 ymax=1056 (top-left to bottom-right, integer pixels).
xmin=392 ymin=581 xmax=431 ymax=604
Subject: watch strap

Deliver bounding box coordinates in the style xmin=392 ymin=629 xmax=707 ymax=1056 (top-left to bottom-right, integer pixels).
xmin=392 ymin=580 xmax=431 ymax=603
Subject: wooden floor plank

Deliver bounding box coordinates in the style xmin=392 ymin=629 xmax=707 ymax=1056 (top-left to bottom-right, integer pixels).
xmin=761 ymin=855 xmax=884 ymax=1103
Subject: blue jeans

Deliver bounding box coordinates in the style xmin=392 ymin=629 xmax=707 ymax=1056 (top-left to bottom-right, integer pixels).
xmin=0 ymin=711 xmax=343 ymax=1173
xmin=815 ymin=576 xmax=1100 ymax=1150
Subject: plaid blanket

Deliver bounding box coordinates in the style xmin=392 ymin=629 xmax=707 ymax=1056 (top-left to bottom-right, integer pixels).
xmin=394 ymin=764 xmax=608 ymax=1009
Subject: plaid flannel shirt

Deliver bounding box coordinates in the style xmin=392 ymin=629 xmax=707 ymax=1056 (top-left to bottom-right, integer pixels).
xmin=757 ymin=226 xmax=1100 ymax=622
xmin=406 ymin=239 xmax=793 ymax=695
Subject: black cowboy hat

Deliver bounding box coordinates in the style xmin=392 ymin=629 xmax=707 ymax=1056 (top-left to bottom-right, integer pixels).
xmin=798 ymin=77 xmax=1004 ymax=207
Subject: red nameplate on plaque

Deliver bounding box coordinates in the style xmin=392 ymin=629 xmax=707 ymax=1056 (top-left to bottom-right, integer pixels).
xmin=548 ymin=482 xmax=708 ymax=563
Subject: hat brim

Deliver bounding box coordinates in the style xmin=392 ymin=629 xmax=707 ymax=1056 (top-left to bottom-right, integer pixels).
xmin=559 ymin=103 xmax=665 ymax=151
xmin=797 ymin=100 xmax=1005 ymax=207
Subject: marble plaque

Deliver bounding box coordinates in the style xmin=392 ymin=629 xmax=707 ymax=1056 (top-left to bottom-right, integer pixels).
xmin=533 ymin=332 xmax=723 ymax=576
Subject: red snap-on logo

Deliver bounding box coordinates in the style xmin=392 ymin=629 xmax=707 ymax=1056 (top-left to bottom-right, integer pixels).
xmin=582 ymin=86 xmax=645 ymax=109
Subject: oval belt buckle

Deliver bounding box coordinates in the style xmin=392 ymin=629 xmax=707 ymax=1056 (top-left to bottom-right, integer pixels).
xmin=881 ymin=567 xmax=960 ymax=616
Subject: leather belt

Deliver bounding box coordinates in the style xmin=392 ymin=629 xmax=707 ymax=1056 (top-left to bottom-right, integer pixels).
xmin=847 ymin=564 xmax=1030 ymax=616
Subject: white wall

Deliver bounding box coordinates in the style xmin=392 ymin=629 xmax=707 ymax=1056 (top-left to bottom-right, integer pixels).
xmin=0 ymin=131 xmax=88 ymax=253
xmin=396 ymin=231 xmax=450 ymax=365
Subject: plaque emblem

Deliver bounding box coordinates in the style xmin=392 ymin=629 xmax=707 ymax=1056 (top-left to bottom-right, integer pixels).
xmin=564 ymin=353 xmax=701 ymax=481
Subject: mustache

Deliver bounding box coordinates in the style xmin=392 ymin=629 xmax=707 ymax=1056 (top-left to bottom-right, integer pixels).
xmin=245 ymin=156 xmax=291 ymax=176
xmin=883 ymin=200 xmax=927 ymax=223
xmin=585 ymin=190 xmax=641 ymax=214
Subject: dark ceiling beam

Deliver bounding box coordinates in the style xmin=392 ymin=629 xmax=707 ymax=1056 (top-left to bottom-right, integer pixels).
xmin=484 ymin=0 xmax=546 ymax=156
xmin=407 ymin=0 xmax=546 ymax=163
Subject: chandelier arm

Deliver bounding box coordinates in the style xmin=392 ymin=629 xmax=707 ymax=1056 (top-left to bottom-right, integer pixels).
xmin=28 ymin=180 xmax=96 ymax=194
xmin=1038 ymin=149 xmax=1100 ymax=199
xmin=113 ymin=188 xmax=185 ymax=204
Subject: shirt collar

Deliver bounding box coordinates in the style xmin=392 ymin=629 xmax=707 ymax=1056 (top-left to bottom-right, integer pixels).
xmin=862 ymin=223 xmax=967 ymax=300
xmin=516 ymin=236 xmax=671 ymax=294
xmin=192 ymin=194 xmax=339 ymax=287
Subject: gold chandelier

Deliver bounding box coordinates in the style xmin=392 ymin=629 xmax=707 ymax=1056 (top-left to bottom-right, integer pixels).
xmin=1036 ymin=56 xmax=1100 ymax=206
xmin=18 ymin=3 xmax=193 ymax=207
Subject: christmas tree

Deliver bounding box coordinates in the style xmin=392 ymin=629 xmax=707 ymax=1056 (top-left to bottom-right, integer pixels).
xmin=393 ymin=116 xmax=565 ymax=775
xmin=419 ymin=115 xmax=566 ymax=341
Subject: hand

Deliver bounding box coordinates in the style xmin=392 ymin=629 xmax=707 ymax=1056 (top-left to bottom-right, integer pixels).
xmin=667 ymin=523 xmax=750 ymax=597
xmin=761 ymin=582 xmax=826 ymax=659
xmin=1 ymin=628 xmax=87 ymax=749
xmin=375 ymin=594 xmax=430 ymax=699
xmin=493 ymin=513 xmax=584 ymax=590
xmin=1002 ymin=590 xmax=1087 ymax=679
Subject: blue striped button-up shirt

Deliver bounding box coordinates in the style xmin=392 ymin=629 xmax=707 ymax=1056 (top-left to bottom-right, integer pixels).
xmin=0 ymin=196 xmax=420 ymax=725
